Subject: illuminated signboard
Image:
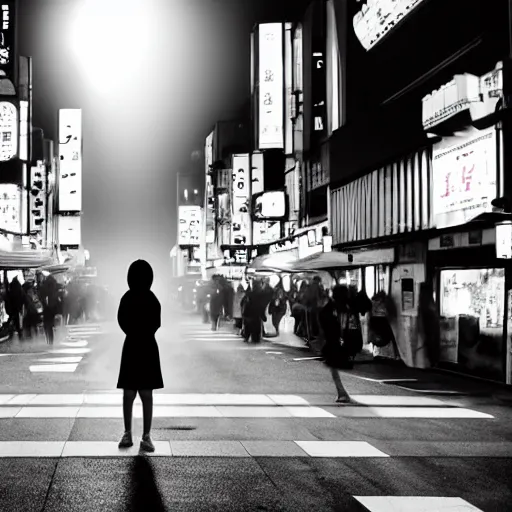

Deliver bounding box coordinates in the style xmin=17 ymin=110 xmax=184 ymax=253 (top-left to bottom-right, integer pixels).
xmin=258 ymin=23 xmax=284 ymax=149
xmin=0 ymin=101 xmax=17 ymax=161
xmin=0 ymin=3 xmax=15 ymax=80
xmin=58 ymin=215 xmax=81 ymax=246
xmin=58 ymin=109 xmax=82 ymax=212
xmin=178 ymin=205 xmax=202 ymax=246
xmin=0 ymin=183 xmax=20 ymax=232
xmin=432 ymin=127 xmax=496 ymax=229
xmin=353 ymin=0 xmax=426 ymax=51
xmin=231 ymin=154 xmax=252 ymax=246
xmin=253 ymin=190 xmax=286 ymax=220
xmin=422 ymin=62 xmax=504 ymax=130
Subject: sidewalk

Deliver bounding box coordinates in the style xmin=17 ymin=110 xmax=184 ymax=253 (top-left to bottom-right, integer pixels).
xmin=267 ymin=330 xmax=512 ymax=401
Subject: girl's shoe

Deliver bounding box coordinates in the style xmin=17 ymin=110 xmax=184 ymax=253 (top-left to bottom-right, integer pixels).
xmin=335 ymin=395 xmax=351 ymax=404
xmin=118 ymin=431 xmax=133 ymax=448
xmin=140 ymin=434 xmax=155 ymax=452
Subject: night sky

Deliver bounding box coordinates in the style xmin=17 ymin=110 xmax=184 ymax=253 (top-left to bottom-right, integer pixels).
xmin=15 ymin=0 xmax=307 ymax=300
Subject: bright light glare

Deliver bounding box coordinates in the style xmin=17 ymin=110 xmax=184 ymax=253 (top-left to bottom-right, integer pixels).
xmin=69 ymin=0 xmax=152 ymax=93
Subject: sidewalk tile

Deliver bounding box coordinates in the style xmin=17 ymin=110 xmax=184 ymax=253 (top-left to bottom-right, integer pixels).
xmin=0 ymin=395 xmax=14 ymax=405
xmin=0 ymin=407 xmax=21 ymax=418
xmin=16 ymin=407 xmax=80 ymax=418
xmin=241 ymin=441 xmax=309 ymax=457
xmin=61 ymin=441 xmax=172 ymax=457
xmin=283 ymin=406 xmax=336 ymax=418
xmin=170 ymin=441 xmax=250 ymax=457
xmin=152 ymin=406 xmax=221 ymax=417
xmin=268 ymin=394 xmax=310 ymax=406
xmin=295 ymin=441 xmax=390 ymax=458
xmin=216 ymin=406 xmax=292 ymax=418
xmin=7 ymin=394 xmax=37 ymax=405
xmin=0 ymin=441 xmax=65 ymax=457
xmin=30 ymin=394 xmax=85 ymax=405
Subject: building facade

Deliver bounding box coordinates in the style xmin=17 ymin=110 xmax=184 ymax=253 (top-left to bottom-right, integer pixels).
xmin=327 ymin=0 xmax=512 ymax=384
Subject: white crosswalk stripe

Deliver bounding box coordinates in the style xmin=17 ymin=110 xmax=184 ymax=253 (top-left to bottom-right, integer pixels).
xmin=354 ymin=496 xmax=483 ymax=511
xmin=0 ymin=391 xmax=501 ymax=463
xmin=29 ymin=323 xmax=102 ymax=373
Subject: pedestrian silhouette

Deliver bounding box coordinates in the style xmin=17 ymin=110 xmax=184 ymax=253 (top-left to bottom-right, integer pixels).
xmin=117 ymin=259 xmax=164 ymax=453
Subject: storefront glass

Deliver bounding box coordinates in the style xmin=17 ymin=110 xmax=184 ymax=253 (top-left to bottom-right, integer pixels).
xmin=439 ymin=268 xmax=505 ymax=381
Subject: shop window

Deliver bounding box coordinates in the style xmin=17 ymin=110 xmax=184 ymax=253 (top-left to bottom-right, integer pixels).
xmin=376 ymin=265 xmax=390 ymax=295
xmin=365 ymin=266 xmax=376 ymax=298
xmin=439 ymin=268 xmax=505 ymax=382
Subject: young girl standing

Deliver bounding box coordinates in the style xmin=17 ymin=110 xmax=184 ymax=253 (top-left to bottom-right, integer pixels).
xmin=117 ymin=260 xmax=164 ymax=452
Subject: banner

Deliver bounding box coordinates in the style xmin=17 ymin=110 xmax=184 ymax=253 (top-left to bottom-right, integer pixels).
xmin=58 ymin=109 xmax=82 ymax=212
xmin=432 ymin=127 xmax=496 ymax=229
xmin=231 ymin=154 xmax=252 ymax=246
xmin=258 ymin=23 xmax=284 ymax=149
xmin=0 ymin=2 xmax=16 ymax=81
xmin=58 ymin=215 xmax=81 ymax=246
xmin=0 ymin=183 xmax=20 ymax=232
xmin=178 ymin=205 xmax=201 ymax=246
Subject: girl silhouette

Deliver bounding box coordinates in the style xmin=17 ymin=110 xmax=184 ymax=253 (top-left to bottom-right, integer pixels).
xmin=117 ymin=260 xmax=163 ymax=452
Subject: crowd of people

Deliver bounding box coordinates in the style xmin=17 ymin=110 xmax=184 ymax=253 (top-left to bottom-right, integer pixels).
xmin=1 ymin=271 xmax=110 ymax=343
xmin=191 ymin=272 xmax=399 ymax=402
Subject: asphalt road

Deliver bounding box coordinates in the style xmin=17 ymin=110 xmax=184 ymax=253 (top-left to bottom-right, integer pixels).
xmin=0 ymin=310 xmax=511 ymax=511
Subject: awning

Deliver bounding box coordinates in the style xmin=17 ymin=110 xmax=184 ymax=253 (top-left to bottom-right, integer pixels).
xmin=246 ymin=252 xmax=298 ymax=273
xmin=41 ymin=264 xmax=72 ymax=275
xmin=291 ymin=248 xmax=395 ymax=271
xmin=0 ymin=249 xmax=54 ymax=270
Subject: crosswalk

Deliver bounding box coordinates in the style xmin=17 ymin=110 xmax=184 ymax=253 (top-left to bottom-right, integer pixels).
xmin=29 ymin=323 xmax=103 ymax=373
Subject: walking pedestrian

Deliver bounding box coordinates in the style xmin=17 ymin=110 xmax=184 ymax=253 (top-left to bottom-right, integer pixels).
xmin=39 ymin=275 xmax=60 ymax=344
xmin=319 ymin=285 xmax=352 ymax=403
xmin=117 ymin=260 xmax=163 ymax=452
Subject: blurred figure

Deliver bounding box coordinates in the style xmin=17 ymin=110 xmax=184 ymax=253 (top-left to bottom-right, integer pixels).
xmin=418 ymin=282 xmax=440 ymax=366
xmin=233 ymin=283 xmax=245 ymax=335
xmin=209 ymin=277 xmax=224 ymax=331
xmin=243 ymin=280 xmax=267 ymax=343
xmin=22 ymin=281 xmax=41 ymax=338
xmin=319 ymin=285 xmax=352 ymax=403
xmin=117 ymin=260 xmax=163 ymax=453
xmin=269 ymin=284 xmax=287 ymax=336
xmin=7 ymin=276 xmax=25 ymax=337
xmin=39 ymin=275 xmax=60 ymax=344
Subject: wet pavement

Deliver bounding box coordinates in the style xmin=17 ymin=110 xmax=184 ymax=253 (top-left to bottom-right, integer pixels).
xmin=0 ymin=312 xmax=511 ymax=510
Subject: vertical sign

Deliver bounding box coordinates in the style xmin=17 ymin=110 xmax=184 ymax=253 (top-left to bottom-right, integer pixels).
xmin=205 ymin=131 xmax=215 ymax=244
xmin=0 ymin=183 xmax=20 ymax=232
xmin=231 ymin=154 xmax=252 ymax=246
xmin=258 ymin=23 xmax=284 ymax=149
xmin=0 ymin=3 xmax=15 ymax=81
xmin=58 ymin=109 xmax=82 ymax=212
xmin=58 ymin=215 xmax=81 ymax=247
xmin=0 ymin=101 xmax=17 ymax=161
xmin=251 ymin=151 xmax=264 ymax=195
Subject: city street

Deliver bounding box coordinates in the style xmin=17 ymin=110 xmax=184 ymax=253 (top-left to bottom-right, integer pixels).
xmin=0 ymin=312 xmax=511 ymax=511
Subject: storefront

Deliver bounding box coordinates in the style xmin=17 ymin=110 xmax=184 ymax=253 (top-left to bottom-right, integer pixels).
xmin=427 ymin=122 xmax=510 ymax=383
xmin=330 ymin=144 xmax=432 ymax=366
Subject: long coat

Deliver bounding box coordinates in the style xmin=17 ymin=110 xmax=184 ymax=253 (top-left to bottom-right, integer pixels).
xmin=117 ymin=260 xmax=164 ymax=390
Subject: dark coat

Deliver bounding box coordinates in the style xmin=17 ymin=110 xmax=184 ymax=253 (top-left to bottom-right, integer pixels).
xmin=117 ymin=260 xmax=164 ymax=390
xmin=319 ymin=300 xmax=353 ymax=368
xmin=8 ymin=278 xmax=25 ymax=312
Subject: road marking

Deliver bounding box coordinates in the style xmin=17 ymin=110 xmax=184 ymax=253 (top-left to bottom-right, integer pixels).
xmin=328 ymin=406 xmax=493 ymax=419
xmin=266 ymin=351 xmax=283 ymax=354
xmin=0 ymin=440 xmax=390 ymax=458
xmin=29 ymin=364 xmax=79 ymax=373
xmin=354 ymin=496 xmax=483 ymax=511
xmin=296 ymin=441 xmax=389 ymax=458
xmin=37 ymin=357 xmax=83 ymax=363
xmin=292 ymin=356 xmax=322 ymax=361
